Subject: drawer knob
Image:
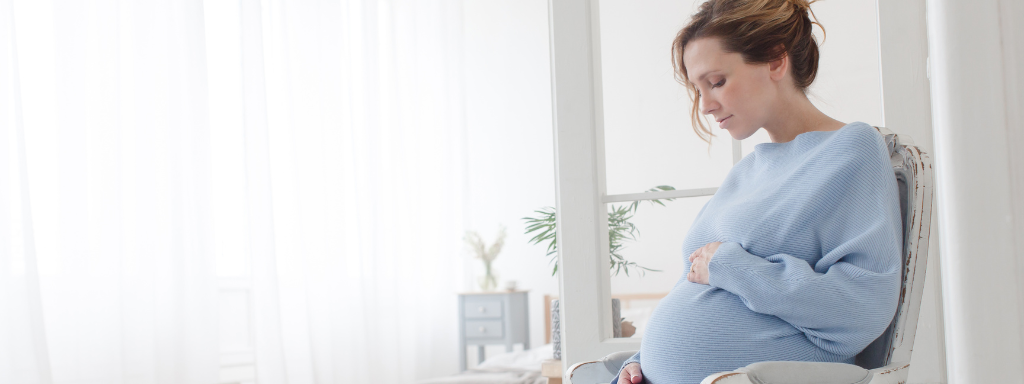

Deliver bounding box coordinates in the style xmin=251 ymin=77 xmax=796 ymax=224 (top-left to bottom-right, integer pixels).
xmin=479 ymin=326 xmax=487 ymax=333
xmin=478 ymin=307 xmax=486 ymax=313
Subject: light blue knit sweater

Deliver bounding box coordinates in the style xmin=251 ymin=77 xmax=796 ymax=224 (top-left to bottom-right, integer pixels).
xmin=616 ymin=122 xmax=902 ymax=384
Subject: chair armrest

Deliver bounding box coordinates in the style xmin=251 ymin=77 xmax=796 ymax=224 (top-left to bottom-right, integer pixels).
xmin=700 ymin=361 xmax=912 ymax=384
xmin=735 ymin=361 xmax=871 ymax=384
xmin=565 ymin=350 xmax=638 ymax=384
xmin=864 ymin=362 xmax=911 ymax=384
xmin=600 ymin=350 xmax=639 ymax=374
xmin=699 ymin=372 xmax=755 ymax=384
xmin=566 ymin=361 xmax=613 ymax=384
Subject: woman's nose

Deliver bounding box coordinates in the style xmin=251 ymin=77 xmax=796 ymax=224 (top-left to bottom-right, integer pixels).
xmin=700 ymin=95 xmax=719 ymax=115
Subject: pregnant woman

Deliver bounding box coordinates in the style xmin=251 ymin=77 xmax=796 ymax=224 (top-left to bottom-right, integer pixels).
xmin=613 ymin=0 xmax=903 ymax=383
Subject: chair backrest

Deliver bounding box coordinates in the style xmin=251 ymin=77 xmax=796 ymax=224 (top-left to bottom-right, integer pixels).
xmin=855 ymin=127 xmax=935 ymax=369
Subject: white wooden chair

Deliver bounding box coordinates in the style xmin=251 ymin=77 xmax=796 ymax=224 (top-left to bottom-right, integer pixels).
xmin=565 ymin=127 xmax=935 ymax=384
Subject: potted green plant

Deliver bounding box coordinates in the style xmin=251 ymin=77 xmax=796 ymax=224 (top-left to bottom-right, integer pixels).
xmin=522 ymin=185 xmax=676 ymax=276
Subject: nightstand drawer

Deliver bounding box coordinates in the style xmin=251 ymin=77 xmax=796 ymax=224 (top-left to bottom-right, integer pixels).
xmin=464 ymin=300 xmax=503 ymax=318
xmin=457 ymin=291 xmax=528 ymax=371
xmin=465 ymin=320 xmax=504 ymax=339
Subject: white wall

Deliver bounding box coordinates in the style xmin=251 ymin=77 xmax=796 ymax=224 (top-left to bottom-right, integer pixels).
xmin=461 ymin=2 xmax=945 ymax=382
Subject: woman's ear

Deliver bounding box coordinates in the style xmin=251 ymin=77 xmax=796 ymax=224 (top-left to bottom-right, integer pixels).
xmin=768 ymin=53 xmax=788 ymax=82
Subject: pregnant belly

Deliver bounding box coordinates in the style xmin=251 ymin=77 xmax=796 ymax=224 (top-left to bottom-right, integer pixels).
xmin=638 ymin=282 xmax=843 ymax=384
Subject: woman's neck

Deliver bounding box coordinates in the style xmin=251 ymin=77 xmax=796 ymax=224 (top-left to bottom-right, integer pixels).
xmin=763 ymin=92 xmax=845 ymax=143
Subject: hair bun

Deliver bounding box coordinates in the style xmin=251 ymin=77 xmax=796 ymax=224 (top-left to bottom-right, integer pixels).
xmin=788 ymin=0 xmax=810 ymax=10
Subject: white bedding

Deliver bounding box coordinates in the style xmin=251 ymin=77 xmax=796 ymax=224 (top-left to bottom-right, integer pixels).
xmin=415 ymin=344 xmax=553 ymax=384
xmin=415 ymin=369 xmax=544 ymax=384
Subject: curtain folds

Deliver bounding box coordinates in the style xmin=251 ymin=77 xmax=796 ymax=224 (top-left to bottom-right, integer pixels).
xmin=1 ymin=3 xmax=52 ymax=384
xmin=1 ymin=0 xmax=466 ymax=383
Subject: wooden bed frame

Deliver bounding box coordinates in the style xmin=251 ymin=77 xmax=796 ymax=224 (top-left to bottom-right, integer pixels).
xmin=543 ymin=293 xmax=668 ymax=344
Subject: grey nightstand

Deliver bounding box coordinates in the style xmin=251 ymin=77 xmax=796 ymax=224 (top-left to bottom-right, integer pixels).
xmin=457 ymin=291 xmax=530 ymax=371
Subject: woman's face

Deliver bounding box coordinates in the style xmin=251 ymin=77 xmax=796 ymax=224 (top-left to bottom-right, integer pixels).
xmin=683 ymin=37 xmax=779 ymax=141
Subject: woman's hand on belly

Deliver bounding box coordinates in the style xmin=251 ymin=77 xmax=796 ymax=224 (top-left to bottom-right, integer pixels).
xmin=617 ymin=363 xmax=643 ymax=384
xmin=688 ymin=241 xmax=722 ymax=285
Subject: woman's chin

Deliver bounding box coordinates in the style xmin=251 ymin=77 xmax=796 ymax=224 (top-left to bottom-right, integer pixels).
xmin=721 ymin=129 xmax=743 ymax=141
xmin=723 ymin=127 xmax=755 ymax=141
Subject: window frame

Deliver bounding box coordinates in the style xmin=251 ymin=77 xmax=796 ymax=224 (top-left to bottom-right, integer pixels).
xmin=548 ymin=0 xmax=742 ymax=366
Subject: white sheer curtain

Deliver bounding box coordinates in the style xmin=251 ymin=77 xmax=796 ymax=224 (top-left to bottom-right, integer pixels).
xmin=2 ymin=1 xmax=220 ymax=383
xmin=209 ymin=0 xmax=467 ymax=383
xmin=1 ymin=0 xmax=466 ymax=383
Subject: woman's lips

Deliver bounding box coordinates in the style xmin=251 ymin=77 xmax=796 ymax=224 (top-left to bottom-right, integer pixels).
xmin=717 ymin=115 xmax=732 ymax=128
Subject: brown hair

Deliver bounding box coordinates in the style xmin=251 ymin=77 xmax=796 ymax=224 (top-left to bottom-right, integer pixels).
xmin=672 ymin=0 xmax=823 ymax=144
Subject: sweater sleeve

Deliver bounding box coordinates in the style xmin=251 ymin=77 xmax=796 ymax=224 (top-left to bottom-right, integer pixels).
xmin=707 ymin=242 xmax=900 ymax=356
xmin=706 ymin=128 xmax=903 ymax=357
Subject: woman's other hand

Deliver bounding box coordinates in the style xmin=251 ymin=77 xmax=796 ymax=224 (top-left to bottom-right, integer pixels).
xmin=618 ymin=362 xmax=643 ymax=384
xmin=688 ymin=241 xmax=722 ymax=285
